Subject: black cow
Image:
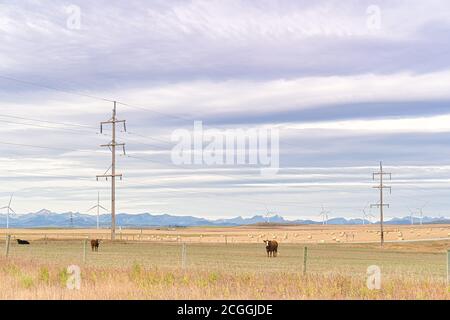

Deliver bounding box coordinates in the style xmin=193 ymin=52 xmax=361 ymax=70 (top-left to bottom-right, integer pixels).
xmin=263 ymin=240 xmax=278 ymax=258
xmin=17 ymin=239 xmax=30 ymax=245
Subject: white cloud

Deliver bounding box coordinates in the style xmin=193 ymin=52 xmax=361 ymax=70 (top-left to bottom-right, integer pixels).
xmin=116 ymin=71 xmax=450 ymax=117
xmin=283 ymin=113 xmax=450 ymax=133
xmin=1 ymin=1 xmax=450 ymax=218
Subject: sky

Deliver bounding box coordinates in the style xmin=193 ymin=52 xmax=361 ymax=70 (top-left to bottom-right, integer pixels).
xmin=1 ymin=0 xmax=450 ymax=220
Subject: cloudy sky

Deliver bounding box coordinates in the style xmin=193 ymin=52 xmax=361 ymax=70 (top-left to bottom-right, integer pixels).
xmin=1 ymin=0 xmax=450 ymax=220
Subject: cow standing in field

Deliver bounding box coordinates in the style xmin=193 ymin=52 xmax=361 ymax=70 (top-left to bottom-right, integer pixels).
xmin=17 ymin=239 xmax=30 ymax=245
xmin=263 ymin=240 xmax=278 ymax=258
xmin=91 ymin=239 xmax=100 ymax=252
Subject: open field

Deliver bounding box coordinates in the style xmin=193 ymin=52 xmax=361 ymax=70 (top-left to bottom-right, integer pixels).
xmin=1 ymin=224 xmax=450 ymax=244
xmin=0 ymin=225 xmax=449 ymax=300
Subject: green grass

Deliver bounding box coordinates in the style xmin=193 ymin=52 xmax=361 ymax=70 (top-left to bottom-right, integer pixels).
xmin=3 ymin=240 xmax=448 ymax=280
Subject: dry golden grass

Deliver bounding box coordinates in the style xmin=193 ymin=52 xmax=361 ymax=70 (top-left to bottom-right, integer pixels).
xmin=0 ymin=257 xmax=448 ymax=300
xmin=0 ymin=237 xmax=449 ymax=300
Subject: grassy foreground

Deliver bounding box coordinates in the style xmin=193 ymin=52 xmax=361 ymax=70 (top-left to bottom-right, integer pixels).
xmin=0 ymin=240 xmax=449 ymax=299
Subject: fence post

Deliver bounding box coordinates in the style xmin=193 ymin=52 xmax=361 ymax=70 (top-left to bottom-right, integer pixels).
xmin=225 ymin=235 xmax=228 ymax=245
xmin=181 ymin=243 xmax=187 ymax=269
xmin=83 ymin=238 xmax=88 ymax=264
xmin=447 ymin=250 xmax=449 ymax=286
xmin=5 ymin=235 xmax=11 ymax=258
xmin=303 ymin=246 xmax=308 ymax=276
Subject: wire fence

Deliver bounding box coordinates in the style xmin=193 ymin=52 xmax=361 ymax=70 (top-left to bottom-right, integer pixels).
xmin=2 ymin=235 xmax=449 ymax=285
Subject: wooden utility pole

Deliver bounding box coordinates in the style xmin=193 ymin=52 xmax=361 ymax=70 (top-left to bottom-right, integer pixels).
xmin=97 ymin=102 xmax=126 ymax=240
xmin=371 ymin=162 xmax=392 ymax=247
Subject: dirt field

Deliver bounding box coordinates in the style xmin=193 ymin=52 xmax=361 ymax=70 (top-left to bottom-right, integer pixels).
xmin=0 ymin=225 xmax=449 ymax=300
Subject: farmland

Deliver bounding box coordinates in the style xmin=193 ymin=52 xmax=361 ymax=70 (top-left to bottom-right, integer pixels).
xmin=0 ymin=225 xmax=449 ymax=300
xmin=2 ymin=223 xmax=450 ymax=243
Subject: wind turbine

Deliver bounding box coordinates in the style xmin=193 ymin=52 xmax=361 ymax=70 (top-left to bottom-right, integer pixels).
xmin=88 ymin=192 xmax=108 ymax=229
xmin=318 ymin=205 xmax=330 ymax=225
xmin=362 ymin=204 xmax=374 ymax=225
xmin=264 ymin=205 xmax=276 ymax=224
xmin=407 ymin=207 xmax=415 ymax=225
xmin=1 ymin=194 xmax=16 ymax=230
xmin=416 ymin=203 xmax=428 ymax=226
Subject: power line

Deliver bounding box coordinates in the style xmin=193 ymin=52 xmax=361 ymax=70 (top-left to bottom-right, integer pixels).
xmin=117 ymin=101 xmax=191 ymax=122
xmin=126 ymin=130 xmax=174 ymax=147
xmin=0 ymin=113 xmax=96 ymax=129
xmin=121 ymin=135 xmax=171 ymax=152
xmin=0 ymin=118 xmax=97 ymax=135
xmin=0 ymin=74 xmax=192 ymax=125
xmin=0 ymin=74 xmax=115 ymax=103
xmin=96 ymin=102 xmax=126 ymax=241
xmin=0 ymin=140 xmax=103 ymax=154
xmin=371 ymin=161 xmax=392 ymax=247
xmin=125 ymin=153 xmax=277 ymax=185
xmin=3 ymin=170 xmax=96 ymax=182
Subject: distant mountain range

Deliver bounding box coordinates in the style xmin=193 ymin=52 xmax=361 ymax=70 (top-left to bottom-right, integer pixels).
xmin=0 ymin=209 xmax=449 ymax=228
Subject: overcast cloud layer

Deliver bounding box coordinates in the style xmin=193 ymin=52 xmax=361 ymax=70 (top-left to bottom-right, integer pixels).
xmin=1 ymin=0 xmax=450 ymax=220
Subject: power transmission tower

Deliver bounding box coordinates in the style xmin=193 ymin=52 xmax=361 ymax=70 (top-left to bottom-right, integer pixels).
xmin=70 ymin=212 xmax=74 ymax=228
xmin=371 ymin=161 xmax=392 ymax=247
xmin=96 ymin=102 xmax=126 ymax=240
xmin=1 ymin=194 xmax=16 ymax=230
xmin=88 ymin=191 xmax=108 ymax=229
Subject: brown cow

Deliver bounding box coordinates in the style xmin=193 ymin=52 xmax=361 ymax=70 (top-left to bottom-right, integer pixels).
xmin=91 ymin=239 xmax=100 ymax=252
xmin=263 ymin=240 xmax=278 ymax=257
